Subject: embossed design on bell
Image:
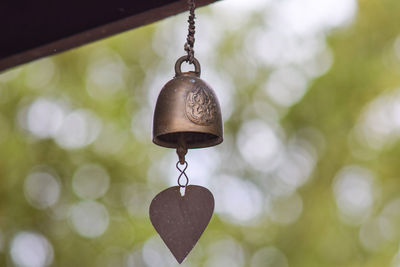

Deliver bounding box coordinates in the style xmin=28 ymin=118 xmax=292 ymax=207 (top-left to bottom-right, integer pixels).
xmin=185 ymin=86 xmax=217 ymax=126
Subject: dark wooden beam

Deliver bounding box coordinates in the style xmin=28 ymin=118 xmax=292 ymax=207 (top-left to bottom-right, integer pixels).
xmin=0 ymin=0 xmax=218 ymax=72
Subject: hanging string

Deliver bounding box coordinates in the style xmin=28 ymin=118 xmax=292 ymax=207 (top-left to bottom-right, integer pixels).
xmin=184 ymin=0 xmax=196 ymax=64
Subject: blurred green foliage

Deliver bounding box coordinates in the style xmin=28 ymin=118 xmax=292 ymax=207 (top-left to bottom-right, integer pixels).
xmin=1 ymin=0 xmax=400 ymax=266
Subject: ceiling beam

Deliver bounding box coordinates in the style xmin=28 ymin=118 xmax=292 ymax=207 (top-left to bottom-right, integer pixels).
xmin=0 ymin=0 xmax=218 ymax=72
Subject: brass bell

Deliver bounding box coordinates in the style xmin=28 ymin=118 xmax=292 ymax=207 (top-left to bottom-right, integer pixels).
xmin=153 ymin=56 xmax=223 ymax=159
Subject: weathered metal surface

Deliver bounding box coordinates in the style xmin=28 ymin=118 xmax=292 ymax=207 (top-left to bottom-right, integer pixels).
xmin=152 ymin=56 xmax=223 ymax=149
xmin=149 ymin=185 xmax=214 ymax=263
xmin=0 ymin=0 xmax=219 ymax=72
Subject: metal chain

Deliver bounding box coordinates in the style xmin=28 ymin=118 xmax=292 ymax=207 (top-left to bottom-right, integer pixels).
xmin=184 ymin=0 xmax=196 ymax=64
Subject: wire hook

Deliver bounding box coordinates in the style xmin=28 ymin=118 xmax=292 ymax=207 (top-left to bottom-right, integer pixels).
xmin=176 ymin=161 xmax=189 ymax=188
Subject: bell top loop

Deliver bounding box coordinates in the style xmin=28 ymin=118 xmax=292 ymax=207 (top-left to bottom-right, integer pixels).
xmin=175 ymin=56 xmax=201 ymax=77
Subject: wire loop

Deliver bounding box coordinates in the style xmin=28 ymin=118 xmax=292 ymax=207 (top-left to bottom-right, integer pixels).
xmin=174 ymin=56 xmax=201 ymax=77
xmin=176 ymin=161 xmax=189 ymax=188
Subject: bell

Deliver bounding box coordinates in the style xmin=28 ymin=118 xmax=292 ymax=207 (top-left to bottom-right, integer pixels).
xmin=153 ymin=56 xmax=223 ymax=154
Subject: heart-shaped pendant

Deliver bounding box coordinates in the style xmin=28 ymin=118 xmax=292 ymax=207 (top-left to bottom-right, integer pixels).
xmin=149 ymin=185 xmax=214 ymax=263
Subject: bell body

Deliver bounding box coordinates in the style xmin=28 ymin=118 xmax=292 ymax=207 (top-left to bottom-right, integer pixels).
xmin=153 ymin=68 xmax=223 ymax=149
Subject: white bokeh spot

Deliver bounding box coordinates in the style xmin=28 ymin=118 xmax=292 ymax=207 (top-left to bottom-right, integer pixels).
xmin=10 ymin=232 xmax=54 ymax=267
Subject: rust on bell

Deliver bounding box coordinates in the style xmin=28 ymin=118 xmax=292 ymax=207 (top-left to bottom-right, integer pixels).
xmin=152 ymin=56 xmax=223 ymax=149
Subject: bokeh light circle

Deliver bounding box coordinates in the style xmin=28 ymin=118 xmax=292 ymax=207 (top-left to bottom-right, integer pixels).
xmin=70 ymin=200 xmax=109 ymax=238
xmin=24 ymin=171 xmax=61 ymax=210
xmin=10 ymin=232 xmax=54 ymax=267
xmin=251 ymin=246 xmax=288 ymax=267
xmin=72 ymin=164 xmax=110 ymax=200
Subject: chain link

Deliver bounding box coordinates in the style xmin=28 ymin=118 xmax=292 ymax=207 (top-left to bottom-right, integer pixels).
xmin=184 ymin=0 xmax=196 ymax=64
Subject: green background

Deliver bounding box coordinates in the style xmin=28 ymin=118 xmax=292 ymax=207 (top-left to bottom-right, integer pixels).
xmin=1 ymin=0 xmax=400 ymax=266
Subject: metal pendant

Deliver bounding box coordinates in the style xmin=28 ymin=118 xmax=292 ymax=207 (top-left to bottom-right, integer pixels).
xmin=149 ymin=0 xmax=222 ymax=263
xmin=149 ymin=55 xmax=221 ymax=263
xmin=149 ymin=185 xmax=214 ymax=263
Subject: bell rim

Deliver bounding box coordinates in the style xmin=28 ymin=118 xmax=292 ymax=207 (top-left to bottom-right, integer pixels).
xmin=152 ymin=130 xmax=223 ymax=149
